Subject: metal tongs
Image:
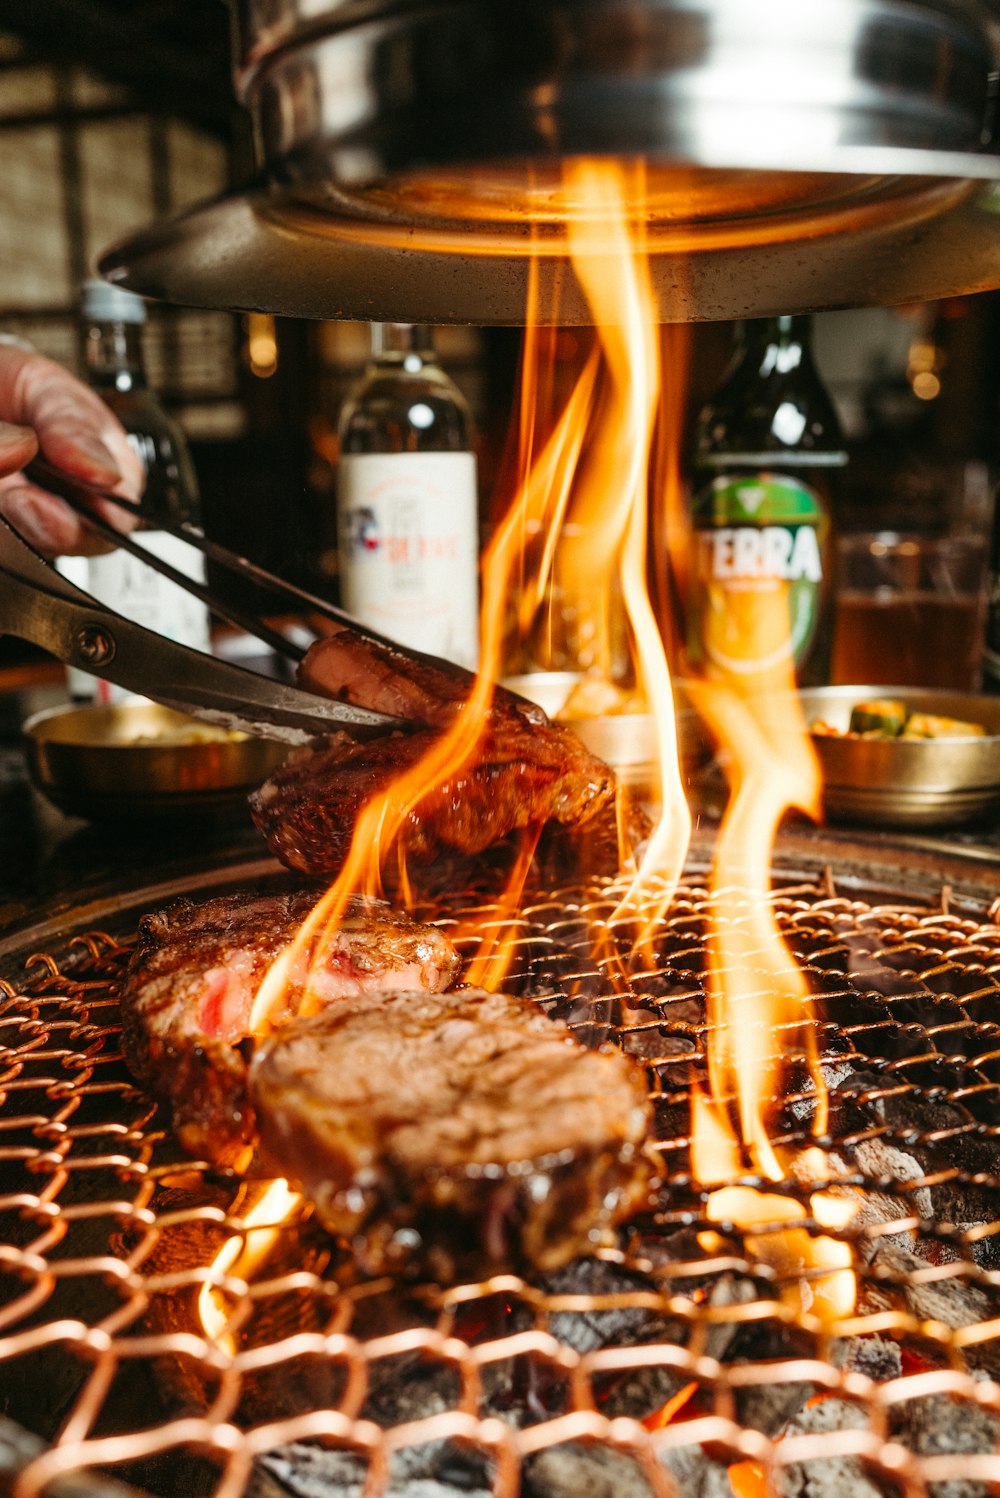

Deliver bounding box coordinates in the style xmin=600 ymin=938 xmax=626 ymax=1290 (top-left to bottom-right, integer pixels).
xmin=2 ymin=463 xmax=408 ymax=744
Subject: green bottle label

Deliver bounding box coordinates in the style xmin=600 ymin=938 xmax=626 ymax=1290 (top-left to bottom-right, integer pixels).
xmin=687 ymin=472 xmax=828 ymax=677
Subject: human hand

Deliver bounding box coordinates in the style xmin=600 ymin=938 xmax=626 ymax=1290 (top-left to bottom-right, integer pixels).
xmin=0 ymin=342 xmax=145 ymax=555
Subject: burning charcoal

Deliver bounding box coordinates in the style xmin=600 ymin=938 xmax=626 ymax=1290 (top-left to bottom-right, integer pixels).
xmin=890 ymin=1393 xmax=1000 ymax=1498
xmin=820 ymin=1136 xmax=936 ymax=1255
xmin=830 ymin=1335 xmax=902 ymax=1384
xmin=361 ymin=1356 xmax=460 ymax=1428
xmin=541 ymin=1258 xmax=684 ymax=1354
xmin=736 ymin=1380 xmax=818 ymax=1441
xmin=255 ymin=1440 xmax=493 ymax=1498
xmin=778 ymin=1397 xmax=885 ymax=1498
xmin=535 ymin=1257 xmax=700 ymax=1423
xmin=862 ymin=1242 xmax=1000 ymax=1379
xmin=598 ymin=1271 xmax=767 ymax=1425
xmin=1 ymin=1415 xmax=173 ymax=1498
xmin=659 ymin=1442 xmax=739 ymax=1498
xmin=524 ymin=1442 xmax=660 ymax=1498
xmin=525 ymin=1438 xmax=738 ymax=1498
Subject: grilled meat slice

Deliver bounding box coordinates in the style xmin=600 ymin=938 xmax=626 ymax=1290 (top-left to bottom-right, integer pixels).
xmin=120 ymin=888 xmax=460 ymax=1166
xmin=251 ymin=625 xmax=618 ymax=877
xmin=299 ymin=625 xmax=536 ymax=730
xmin=249 ymin=720 xmax=616 ymax=878
xmin=249 ymin=987 xmax=655 ymax=1279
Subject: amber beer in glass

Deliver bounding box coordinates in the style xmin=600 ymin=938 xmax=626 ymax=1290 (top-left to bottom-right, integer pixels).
xmin=831 ymin=533 xmax=987 ymax=691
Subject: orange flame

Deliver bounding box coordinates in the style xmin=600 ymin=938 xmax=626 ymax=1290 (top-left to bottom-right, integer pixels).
xmin=198 ymin=1179 xmax=301 ymax=1354
xmin=242 ymin=160 xmax=856 ymax=1332
xmin=687 ymin=592 xmax=856 ymax=1322
xmin=500 ymin=159 xmax=693 ymax=915
xmin=641 ymin=1381 xmax=699 ymax=1431
xmin=253 ymin=161 xmax=694 ymax=1028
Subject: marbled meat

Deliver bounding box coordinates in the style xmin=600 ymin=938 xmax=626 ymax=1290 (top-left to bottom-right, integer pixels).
xmin=249 ymin=987 xmax=656 ymax=1280
xmin=120 ymin=887 xmax=460 ymax=1166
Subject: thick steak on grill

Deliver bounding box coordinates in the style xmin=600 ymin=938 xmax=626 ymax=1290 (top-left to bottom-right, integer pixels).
xmin=120 ymin=888 xmax=460 ymax=1166
xmin=249 ymin=987 xmax=655 ymax=1279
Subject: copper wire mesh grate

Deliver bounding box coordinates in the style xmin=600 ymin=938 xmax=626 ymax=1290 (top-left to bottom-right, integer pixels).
xmin=2 ymin=873 xmax=1000 ymax=1498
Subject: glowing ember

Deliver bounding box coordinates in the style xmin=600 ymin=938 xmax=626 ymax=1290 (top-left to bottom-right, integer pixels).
xmin=198 ymin=1179 xmax=301 ymax=1353
xmin=729 ymin=1460 xmax=769 ymax=1498
xmin=641 ymin=1380 xmax=699 ymax=1431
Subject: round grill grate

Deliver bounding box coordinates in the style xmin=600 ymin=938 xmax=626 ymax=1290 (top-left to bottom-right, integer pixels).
xmin=2 ymin=871 xmax=1000 ymax=1498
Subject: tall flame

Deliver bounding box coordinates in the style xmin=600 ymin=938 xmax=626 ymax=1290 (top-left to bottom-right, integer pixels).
xmin=253 ymin=161 xmax=695 ymax=1027
xmin=560 ymin=160 xmax=693 ymax=919
xmin=686 ymin=566 xmax=856 ymax=1323
xmin=233 ymin=158 xmax=858 ymax=1337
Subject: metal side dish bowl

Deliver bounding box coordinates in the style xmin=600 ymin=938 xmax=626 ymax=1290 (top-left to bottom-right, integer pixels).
xmin=502 ymin=670 xmax=709 ymax=790
xmin=800 ymin=685 xmax=1000 ymax=829
xmin=22 ymin=700 xmax=290 ymax=821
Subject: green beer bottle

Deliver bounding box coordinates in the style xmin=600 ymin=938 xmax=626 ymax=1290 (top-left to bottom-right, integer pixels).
xmin=686 ymin=315 xmax=847 ymax=687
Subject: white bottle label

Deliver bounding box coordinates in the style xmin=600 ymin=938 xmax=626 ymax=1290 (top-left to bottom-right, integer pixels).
xmin=66 ymin=533 xmax=211 ymax=703
xmin=337 ymin=451 xmax=480 ymax=670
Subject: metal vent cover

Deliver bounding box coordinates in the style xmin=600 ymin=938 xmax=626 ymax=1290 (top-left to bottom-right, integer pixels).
xmin=99 ymin=0 xmax=1000 ymax=322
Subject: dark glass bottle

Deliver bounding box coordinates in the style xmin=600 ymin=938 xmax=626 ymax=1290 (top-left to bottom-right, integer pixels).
xmin=685 ymin=314 xmax=847 ymax=687
xmin=81 ymin=279 xmax=201 ymax=529
xmin=336 ymin=323 xmax=479 ymax=669
xmin=66 ymin=280 xmax=210 ymax=700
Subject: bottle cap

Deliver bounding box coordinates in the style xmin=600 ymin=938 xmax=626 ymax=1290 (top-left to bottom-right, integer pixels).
xmin=80 ymin=279 xmax=147 ymax=325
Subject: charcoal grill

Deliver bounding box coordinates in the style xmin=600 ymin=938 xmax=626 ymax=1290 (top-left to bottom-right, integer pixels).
xmin=3 ymin=836 xmax=1000 ymax=1498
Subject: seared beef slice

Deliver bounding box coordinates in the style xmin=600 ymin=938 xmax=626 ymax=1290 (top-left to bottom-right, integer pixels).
xmin=250 ymin=720 xmax=615 ymax=878
xmin=120 ymin=888 xmax=460 ymax=1165
xmin=249 ymin=631 xmax=616 ymax=877
xmin=249 ymin=988 xmax=655 ymax=1279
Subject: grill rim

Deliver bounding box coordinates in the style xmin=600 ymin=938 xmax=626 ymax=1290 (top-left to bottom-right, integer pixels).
xmin=3 ymin=828 xmax=998 ymax=981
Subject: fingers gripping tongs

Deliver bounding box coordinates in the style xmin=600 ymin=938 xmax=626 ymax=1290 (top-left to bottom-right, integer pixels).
xmin=0 ymin=516 xmax=400 ymax=743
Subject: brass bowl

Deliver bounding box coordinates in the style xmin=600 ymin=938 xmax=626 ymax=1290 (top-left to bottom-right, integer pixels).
xmin=23 ymin=701 xmax=290 ymax=821
xmin=801 ymin=685 xmax=1000 ymax=829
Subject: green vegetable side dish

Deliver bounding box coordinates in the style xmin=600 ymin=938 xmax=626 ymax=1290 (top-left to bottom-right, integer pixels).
xmin=812 ymin=698 xmax=987 ymax=741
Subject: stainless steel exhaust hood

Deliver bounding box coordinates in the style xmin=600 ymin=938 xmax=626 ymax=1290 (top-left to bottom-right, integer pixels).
xmin=100 ymin=0 xmax=1000 ymax=322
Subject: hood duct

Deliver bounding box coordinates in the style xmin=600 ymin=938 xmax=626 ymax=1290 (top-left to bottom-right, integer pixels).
xmin=100 ymin=0 xmax=1000 ymax=323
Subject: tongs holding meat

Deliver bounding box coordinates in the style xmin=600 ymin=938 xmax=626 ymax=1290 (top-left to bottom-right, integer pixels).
xmin=8 ymin=464 xmax=620 ymax=873
xmin=0 ymin=512 xmax=400 ymax=743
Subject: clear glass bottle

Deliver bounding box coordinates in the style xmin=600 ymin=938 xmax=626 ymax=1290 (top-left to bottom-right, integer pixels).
xmin=336 ymin=323 xmax=480 ymax=670
xmin=66 ymin=280 xmax=211 ymax=701
xmin=685 ymin=314 xmax=847 ymax=687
